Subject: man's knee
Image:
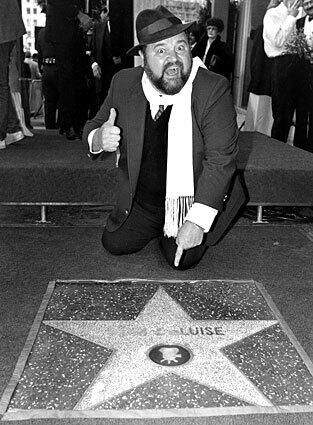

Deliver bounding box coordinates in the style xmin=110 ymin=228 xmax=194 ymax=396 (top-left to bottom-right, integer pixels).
xmin=101 ymin=228 xmax=145 ymax=255
xmin=102 ymin=229 xmax=127 ymax=255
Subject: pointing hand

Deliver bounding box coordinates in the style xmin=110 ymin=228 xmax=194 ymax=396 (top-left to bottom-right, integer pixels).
xmin=174 ymin=221 xmax=204 ymax=267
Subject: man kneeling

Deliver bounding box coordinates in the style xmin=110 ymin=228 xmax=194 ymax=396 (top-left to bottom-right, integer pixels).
xmin=83 ymin=6 xmax=246 ymax=270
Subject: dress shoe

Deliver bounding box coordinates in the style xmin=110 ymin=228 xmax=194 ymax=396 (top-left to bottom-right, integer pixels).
xmin=65 ymin=128 xmax=77 ymax=140
xmin=73 ymin=127 xmax=83 ymax=140
xmin=5 ymin=131 xmax=25 ymax=145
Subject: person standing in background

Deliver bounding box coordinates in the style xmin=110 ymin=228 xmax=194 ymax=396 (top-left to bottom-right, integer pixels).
xmin=37 ymin=25 xmax=60 ymax=129
xmin=45 ymin=0 xmax=92 ymax=140
xmin=263 ymin=0 xmax=302 ymax=143
xmin=109 ymin=0 xmax=134 ymax=70
xmin=243 ymin=24 xmax=274 ymax=135
xmin=90 ymin=5 xmax=115 ymax=110
xmin=192 ymin=17 xmax=234 ymax=80
xmin=293 ymin=0 xmax=313 ymax=152
xmin=188 ymin=26 xmax=201 ymax=55
xmin=0 ymin=0 xmax=26 ymax=149
xmin=9 ymin=43 xmax=33 ymax=138
xmin=24 ymin=51 xmax=41 ymax=80
xmin=24 ymin=51 xmax=42 ymax=117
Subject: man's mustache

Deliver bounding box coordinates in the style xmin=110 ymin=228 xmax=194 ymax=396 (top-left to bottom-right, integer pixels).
xmin=163 ymin=61 xmax=184 ymax=73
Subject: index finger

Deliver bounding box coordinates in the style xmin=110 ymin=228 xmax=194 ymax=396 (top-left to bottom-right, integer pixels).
xmin=174 ymin=245 xmax=184 ymax=267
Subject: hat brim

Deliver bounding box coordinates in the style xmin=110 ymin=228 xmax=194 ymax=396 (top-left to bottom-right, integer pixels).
xmin=127 ymin=21 xmax=196 ymax=56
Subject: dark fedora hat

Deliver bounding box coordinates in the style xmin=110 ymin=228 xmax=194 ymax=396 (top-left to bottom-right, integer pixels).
xmin=127 ymin=5 xmax=195 ymax=56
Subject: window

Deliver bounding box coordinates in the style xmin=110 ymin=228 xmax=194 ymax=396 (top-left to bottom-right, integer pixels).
xmin=26 ymin=8 xmax=30 ymax=14
xmin=34 ymin=20 xmax=37 ymax=26
xmin=33 ymin=8 xmax=37 ymax=14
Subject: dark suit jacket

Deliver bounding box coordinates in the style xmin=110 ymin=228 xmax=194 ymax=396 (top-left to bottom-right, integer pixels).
xmin=109 ymin=0 xmax=133 ymax=69
xmin=247 ymin=25 xmax=272 ymax=96
xmin=91 ymin=18 xmax=114 ymax=94
xmin=83 ymin=66 xmax=246 ymax=245
xmin=297 ymin=16 xmax=306 ymax=30
xmin=45 ymin=0 xmax=83 ymax=45
xmin=192 ymin=35 xmax=234 ymax=80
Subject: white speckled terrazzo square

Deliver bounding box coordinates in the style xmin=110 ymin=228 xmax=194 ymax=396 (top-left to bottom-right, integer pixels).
xmin=1 ymin=279 xmax=313 ymax=420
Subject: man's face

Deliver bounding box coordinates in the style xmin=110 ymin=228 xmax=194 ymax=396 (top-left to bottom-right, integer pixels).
xmin=303 ymin=0 xmax=313 ymax=15
xmin=206 ymin=26 xmax=219 ymax=40
xmin=140 ymin=32 xmax=192 ymax=95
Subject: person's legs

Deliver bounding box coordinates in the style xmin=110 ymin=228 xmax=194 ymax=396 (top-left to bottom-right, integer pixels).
xmin=0 ymin=41 xmax=14 ymax=142
xmin=102 ymin=201 xmax=164 ymax=255
xmin=103 ymin=200 xmax=208 ymax=270
xmin=55 ymin=46 xmax=76 ymax=135
xmin=271 ymin=56 xmax=297 ymax=143
xmin=6 ymin=91 xmax=21 ymax=135
xmin=294 ymin=60 xmax=312 ymax=150
xmin=42 ymin=66 xmax=59 ymax=129
xmin=159 ymin=235 xmax=207 ymax=271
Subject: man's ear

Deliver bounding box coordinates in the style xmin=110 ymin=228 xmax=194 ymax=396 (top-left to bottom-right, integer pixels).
xmin=139 ymin=49 xmax=144 ymax=67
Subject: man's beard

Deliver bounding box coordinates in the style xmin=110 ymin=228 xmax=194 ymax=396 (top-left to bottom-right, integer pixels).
xmin=144 ymin=55 xmax=192 ymax=95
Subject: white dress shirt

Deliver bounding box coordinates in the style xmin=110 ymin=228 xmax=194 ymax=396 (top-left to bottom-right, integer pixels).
xmin=263 ymin=3 xmax=301 ymax=57
xmin=203 ymin=39 xmax=213 ymax=63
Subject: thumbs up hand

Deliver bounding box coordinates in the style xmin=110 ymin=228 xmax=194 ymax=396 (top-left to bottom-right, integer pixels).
xmin=93 ymin=108 xmax=121 ymax=152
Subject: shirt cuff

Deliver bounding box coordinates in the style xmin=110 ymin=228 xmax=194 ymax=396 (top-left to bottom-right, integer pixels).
xmin=88 ymin=128 xmax=103 ymax=154
xmin=184 ymin=202 xmax=218 ymax=233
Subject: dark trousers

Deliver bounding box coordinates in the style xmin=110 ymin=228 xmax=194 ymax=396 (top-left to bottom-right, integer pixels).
xmin=294 ymin=60 xmax=313 ymax=153
xmin=270 ymin=55 xmax=299 ymax=143
xmin=42 ymin=64 xmax=59 ymax=129
xmin=0 ymin=41 xmax=20 ymax=140
xmin=54 ymin=43 xmax=87 ymax=132
xmin=102 ymin=200 xmax=207 ymax=270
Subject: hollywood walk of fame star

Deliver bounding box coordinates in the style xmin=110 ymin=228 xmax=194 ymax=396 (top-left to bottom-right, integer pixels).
xmin=45 ymin=286 xmax=278 ymax=410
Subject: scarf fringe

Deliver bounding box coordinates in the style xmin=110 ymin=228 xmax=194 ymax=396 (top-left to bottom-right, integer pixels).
xmin=164 ymin=196 xmax=194 ymax=238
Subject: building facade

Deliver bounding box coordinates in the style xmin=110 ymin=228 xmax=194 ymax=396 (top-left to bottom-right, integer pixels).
xmin=21 ymin=0 xmax=45 ymax=53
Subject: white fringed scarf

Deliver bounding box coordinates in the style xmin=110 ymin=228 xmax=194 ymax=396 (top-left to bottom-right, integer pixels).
xmin=141 ymin=56 xmax=205 ymax=237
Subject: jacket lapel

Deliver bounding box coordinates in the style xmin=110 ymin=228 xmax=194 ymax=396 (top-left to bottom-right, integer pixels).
xmin=125 ymin=79 xmax=147 ymax=194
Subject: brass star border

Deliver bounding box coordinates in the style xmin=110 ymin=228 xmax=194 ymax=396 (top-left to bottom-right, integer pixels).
xmin=1 ymin=279 xmax=313 ymax=420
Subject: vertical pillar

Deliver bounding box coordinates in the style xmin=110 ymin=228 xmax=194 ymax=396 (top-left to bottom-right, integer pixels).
xmin=232 ymin=1 xmax=252 ymax=107
xmin=211 ymin=0 xmax=229 ymax=41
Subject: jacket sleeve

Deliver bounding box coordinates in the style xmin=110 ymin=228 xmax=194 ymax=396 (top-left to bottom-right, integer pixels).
xmin=194 ymin=76 xmax=238 ymax=211
xmin=90 ymin=24 xmax=98 ymax=65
